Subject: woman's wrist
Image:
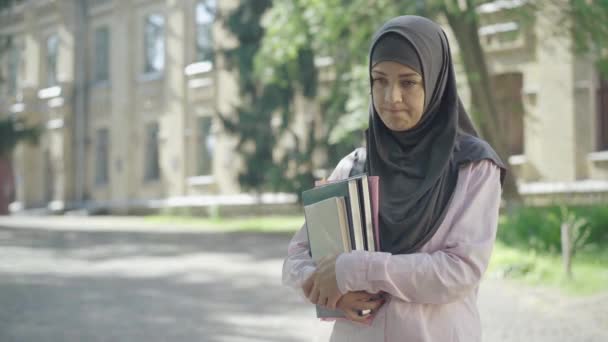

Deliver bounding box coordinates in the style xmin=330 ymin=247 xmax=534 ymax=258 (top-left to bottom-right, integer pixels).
xmin=336 ymin=251 xmax=370 ymax=293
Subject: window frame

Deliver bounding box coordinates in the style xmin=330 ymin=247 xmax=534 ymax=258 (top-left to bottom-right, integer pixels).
xmin=93 ymin=25 xmax=110 ymax=83
xmin=144 ymin=121 xmax=161 ymax=182
xmin=95 ymin=128 xmax=110 ymax=186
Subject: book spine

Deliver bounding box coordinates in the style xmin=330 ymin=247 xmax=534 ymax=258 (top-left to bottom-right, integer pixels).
xmin=360 ymin=176 xmax=375 ymax=252
xmin=348 ymin=180 xmax=364 ymax=251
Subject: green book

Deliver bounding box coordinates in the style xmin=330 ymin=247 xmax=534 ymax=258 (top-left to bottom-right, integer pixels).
xmin=302 ymin=176 xmax=365 ymax=251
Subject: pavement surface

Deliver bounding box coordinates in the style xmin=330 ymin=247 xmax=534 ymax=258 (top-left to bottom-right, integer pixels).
xmin=0 ymin=216 xmax=606 ymax=342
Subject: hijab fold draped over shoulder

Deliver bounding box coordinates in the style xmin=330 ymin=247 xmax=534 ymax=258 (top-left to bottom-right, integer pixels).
xmin=363 ymin=16 xmax=506 ymax=255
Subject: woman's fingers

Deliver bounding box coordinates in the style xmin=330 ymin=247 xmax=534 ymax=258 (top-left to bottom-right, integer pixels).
xmin=326 ymin=291 xmax=341 ymax=310
xmin=343 ymin=308 xmax=372 ymax=323
xmin=308 ymin=281 xmax=320 ymax=304
xmin=348 ymin=291 xmax=371 ymax=302
xmin=336 ymin=293 xmax=385 ymax=323
xmin=302 ymin=274 xmax=314 ymax=297
xmin=320 ymin=284 xmax=342 ymax=310
xmin=358 ymin=298 xmax=385 ymax=311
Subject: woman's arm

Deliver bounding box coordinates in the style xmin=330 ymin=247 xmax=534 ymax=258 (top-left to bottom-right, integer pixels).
xmin=282 ymin=223 xmax=316 ymax=290
xmin=335 ymin=160 xmax=502 ymax=305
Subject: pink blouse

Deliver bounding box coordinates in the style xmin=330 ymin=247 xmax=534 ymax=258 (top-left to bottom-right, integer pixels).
xmin=282 ymin=150 xmax=502 ymax=342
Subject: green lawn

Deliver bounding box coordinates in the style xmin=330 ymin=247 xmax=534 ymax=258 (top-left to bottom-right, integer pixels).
xmin=488 ymin=241 xmax=608 ymax=295
xmin=145 ymin=214 xmax=607 ymax=295
xmin=144 ymin=214 xmax=305 ymax=232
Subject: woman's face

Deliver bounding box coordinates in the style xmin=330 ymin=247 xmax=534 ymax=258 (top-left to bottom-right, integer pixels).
xmin=371 ymin=61 xmax=425 ymax=132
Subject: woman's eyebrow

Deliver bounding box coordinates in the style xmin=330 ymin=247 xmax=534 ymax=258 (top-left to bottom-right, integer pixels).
xmin=371 ymin=70 xmax=420 ymax=78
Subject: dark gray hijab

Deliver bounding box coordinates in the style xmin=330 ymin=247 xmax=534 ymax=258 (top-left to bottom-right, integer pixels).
xmin=364 ymin=16 xmax=506 ymax=255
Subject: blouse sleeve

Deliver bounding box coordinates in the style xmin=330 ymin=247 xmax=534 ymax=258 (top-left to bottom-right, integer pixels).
xmin=335 ymin=160 xmax=502 ymax=304
xmin=281 ymin=151 xmax=358 ymax=290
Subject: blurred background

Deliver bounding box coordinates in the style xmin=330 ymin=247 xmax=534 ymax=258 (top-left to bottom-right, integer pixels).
xmin=0 ymin=0 xmax=607 ymax=341
xmin=1 ymin=0 xmax=608 ymax=214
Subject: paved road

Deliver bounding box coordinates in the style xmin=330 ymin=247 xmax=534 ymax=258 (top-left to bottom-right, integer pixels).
xmin=0 ymin=217 xmax=606 ymax=341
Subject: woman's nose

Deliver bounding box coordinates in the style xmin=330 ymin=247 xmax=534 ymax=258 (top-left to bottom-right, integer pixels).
xmin=385 ymin=83 xmax=403 ymax=104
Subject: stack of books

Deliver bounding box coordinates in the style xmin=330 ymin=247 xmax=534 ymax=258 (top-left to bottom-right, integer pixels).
xmin=302 ymin=174 xmax=380 ymax=318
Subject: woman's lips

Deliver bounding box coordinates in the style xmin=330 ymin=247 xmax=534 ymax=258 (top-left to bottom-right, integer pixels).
xmin=383 ymin=108 xmax=406 ymax=114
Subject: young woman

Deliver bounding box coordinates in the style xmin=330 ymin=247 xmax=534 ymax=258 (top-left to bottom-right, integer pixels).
xmin=283 ymin=15 xmax=506 ymax=341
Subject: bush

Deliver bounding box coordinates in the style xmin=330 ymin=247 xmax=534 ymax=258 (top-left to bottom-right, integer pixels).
xmin=497 ymin=205 xmax=608 ymax=254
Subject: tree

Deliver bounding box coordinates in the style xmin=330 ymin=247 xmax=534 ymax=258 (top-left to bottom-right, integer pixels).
xmin=555 ymin=206 xmax=591 ymax=279
xmin=0 ymin=0 xmax=41 ymax=214
xmin=219 ymin=1 xmax=318 ymax=198
xmin=257 ymin=0 xmax=608 ymax=202
xmin=0 ymin=117 xmax=40 ymax=215
xmin=0 ymin=117 xmax=40 ymax=158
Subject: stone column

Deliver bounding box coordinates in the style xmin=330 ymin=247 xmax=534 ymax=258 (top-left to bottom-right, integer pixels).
xmin=17 ymin=3 xmax=46 ymax=208
xmin=528 ymin=1 xmax=577 ymax=182
xmin=109 ymin=0 xmax=135 ymax=213
xmin=162 ymin=0 xmax=188 ymax=196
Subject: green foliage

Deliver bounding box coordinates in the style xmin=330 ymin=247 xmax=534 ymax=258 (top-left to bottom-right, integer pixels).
xmin=258 ymin=0 xmax=608 ymax=166
xmin=0 ymin=1 xmax=35 ymax=158
xmin=0 ymin=0 xmax=22 ymax=11
xmin=489 ymin=241 xmax=608 ymax=295
xmin=225 ymin=0 xmax=608 ymax=197
xmin=497 ymin=205 xmax=608 ymax=254
xmin=0 ymin=116 xmax=41 ymax=158
xmin=220 ymin=1 xmax=316 ymax=196
xmin=258 ymin=0 xmax=419 ymax=168
xmin=568 ymin=0 xmax=608 ymax=78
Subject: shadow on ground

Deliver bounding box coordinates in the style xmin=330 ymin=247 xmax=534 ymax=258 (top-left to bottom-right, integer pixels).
xmin=0 ymin=226 xmax=330 ymax=342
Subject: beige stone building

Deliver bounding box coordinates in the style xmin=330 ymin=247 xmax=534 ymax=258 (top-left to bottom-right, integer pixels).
xmin=0 ymin=0 xmax=268 ymax=214
xmin=0 ymin=0 xmax=607 ymax=215
xmin=469 ymin=1 xmax=608 ymax=204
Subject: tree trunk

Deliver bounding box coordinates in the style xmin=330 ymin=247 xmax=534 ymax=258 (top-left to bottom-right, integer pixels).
xmin=561 ymin=222 xmax=573 ymax=279
xmin=444 ymin=9 xmax=521 ymax=202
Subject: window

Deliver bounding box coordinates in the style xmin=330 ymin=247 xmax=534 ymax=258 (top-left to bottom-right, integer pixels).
xmin=195 ymin=0 xmax=215 ymax=63
xmin=94 ymin=26 xmax=110 ymax=82
xmin=598 ymin=75 xmax=608 ymax=151
xmin=46 ymin=34 xmax=59 ymax=86
xmin=492 ymin=72 xmax=524 ymax=155
xmin=197 ymin=116 xmax=214 ymax=175
xmin=144 ymin=13 xmax=165 ymax=74
xmin=144 ymin=122 xmax=160 ymax=181
xmin=7 ymin=43 xmax=21 ymax=96
xmin=95 ymin=128 xmax=109 ymax=185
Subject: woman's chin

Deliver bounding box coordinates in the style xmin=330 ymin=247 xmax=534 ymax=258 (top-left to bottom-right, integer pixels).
xmin=385 ymin=120 xmax=413 ymax=132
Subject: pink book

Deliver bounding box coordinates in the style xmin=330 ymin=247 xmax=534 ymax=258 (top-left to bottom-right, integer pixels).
xmin=367 ymin=176 xmax=380 ymax=251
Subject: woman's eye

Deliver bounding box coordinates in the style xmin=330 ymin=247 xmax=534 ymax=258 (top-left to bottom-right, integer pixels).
xmin=373 ymin=78 xmax=388 ymax=86
xmin=401 ymin=80 xmax=417 ymax=88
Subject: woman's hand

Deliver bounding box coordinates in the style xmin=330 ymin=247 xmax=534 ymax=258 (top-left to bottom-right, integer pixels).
xmin=302 ymin=254 xmax=342 ymax=309
xmin=337 ymin=291 xmax=386 ymax=323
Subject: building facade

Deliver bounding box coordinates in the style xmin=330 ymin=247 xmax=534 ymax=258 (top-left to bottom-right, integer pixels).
xmin=0 ymin=0 xmax=607 ymax=214
xmin=469 ymin=1 xmax=608 ymax=204
xmin=0 ymin=0 xmax=252 ymax=214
